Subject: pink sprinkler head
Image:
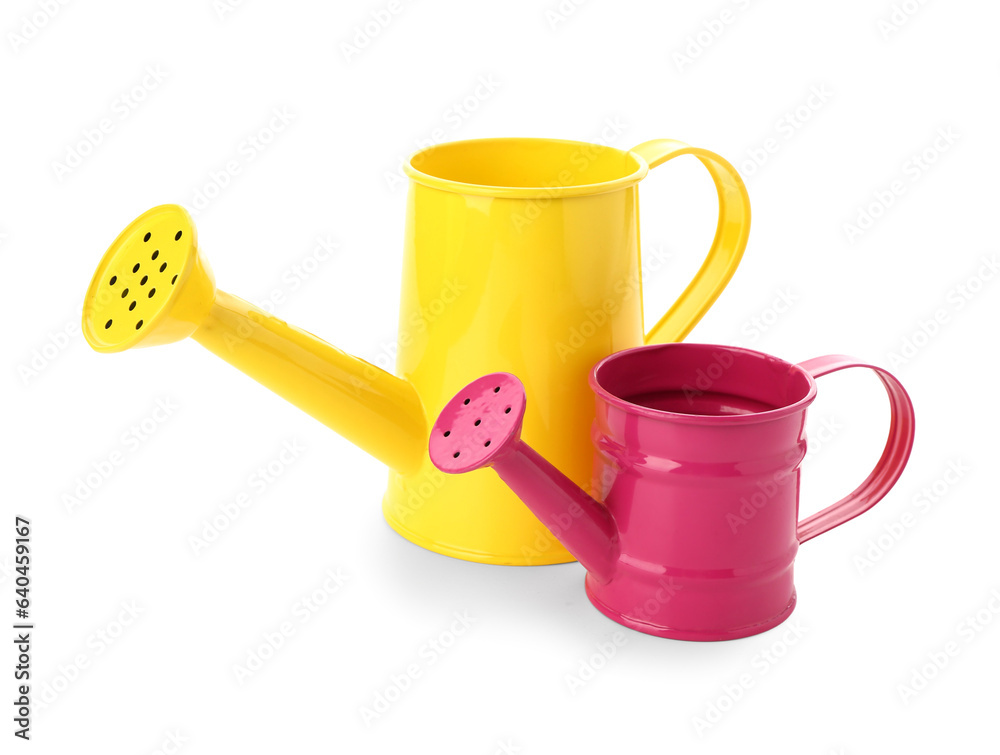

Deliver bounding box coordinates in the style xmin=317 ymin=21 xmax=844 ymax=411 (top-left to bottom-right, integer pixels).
xmin=429 ymin=372 xmax=620 ymax=584
xmin=429 ymin=373 xmax=527 ymax=474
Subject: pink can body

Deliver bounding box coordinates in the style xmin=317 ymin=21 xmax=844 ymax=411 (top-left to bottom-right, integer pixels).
xmin=587 ymin=348 xmax=811 ymax=639
xmin=583 ymin=344 xmax=910 ymax=640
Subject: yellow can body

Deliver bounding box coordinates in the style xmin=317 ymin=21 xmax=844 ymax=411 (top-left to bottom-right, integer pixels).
xmin=383 ymin=138 xmax=750 ymax=564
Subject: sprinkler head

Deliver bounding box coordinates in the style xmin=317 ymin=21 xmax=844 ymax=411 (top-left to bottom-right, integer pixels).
xmin=82 ymin=204 xmax=216 ymax=353
xmin=429 ymin=373 xmax=527 ymax=474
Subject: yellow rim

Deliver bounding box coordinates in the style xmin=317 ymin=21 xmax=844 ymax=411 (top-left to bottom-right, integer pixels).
xmin=403 ymin=137 xmax=649 ymax=199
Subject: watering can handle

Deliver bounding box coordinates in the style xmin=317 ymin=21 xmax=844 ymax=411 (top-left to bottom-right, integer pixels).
xmin=795 ymin=356 xmax=916 ymax=543
xmin=630 ymin=140 xmax=751 ymax=345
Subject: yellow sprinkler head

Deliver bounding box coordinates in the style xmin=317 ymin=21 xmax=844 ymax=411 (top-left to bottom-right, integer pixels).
xmin=82 ymin=204 xmax=216 ymax=353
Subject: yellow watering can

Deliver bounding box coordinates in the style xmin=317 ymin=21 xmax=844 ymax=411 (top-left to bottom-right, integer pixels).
xmin=82 ymin=137 xmax=750 ymax=565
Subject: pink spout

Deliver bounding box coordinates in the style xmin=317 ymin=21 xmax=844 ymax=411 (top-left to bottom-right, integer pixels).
xmin=429 ymin=373 xmax=619 ymax=582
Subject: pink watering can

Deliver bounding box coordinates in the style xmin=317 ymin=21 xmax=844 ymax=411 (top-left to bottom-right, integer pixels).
xmin=428 ymin=343 xmax=915 ymax=641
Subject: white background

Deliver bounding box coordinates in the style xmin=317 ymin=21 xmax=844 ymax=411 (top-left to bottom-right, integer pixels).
xmin=2 ymin=0 xmax=999 ymax=752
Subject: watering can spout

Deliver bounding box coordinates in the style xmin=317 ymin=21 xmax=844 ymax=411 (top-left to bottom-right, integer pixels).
xmin=82 ymin=204 xmax=426 ymax=475
xmin=192 ymin=291 xmax=426 ymax=474
xmin=428 ymin=374 xmax=619 ymax=582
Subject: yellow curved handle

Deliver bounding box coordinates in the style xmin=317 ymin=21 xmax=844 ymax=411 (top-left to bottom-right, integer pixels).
xmin=631 ymin=139 xmax=751 ymax=344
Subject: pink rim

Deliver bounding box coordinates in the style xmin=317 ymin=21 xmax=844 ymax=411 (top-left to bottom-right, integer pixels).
xmin=589 ymin=343 xmax=819 ymax=426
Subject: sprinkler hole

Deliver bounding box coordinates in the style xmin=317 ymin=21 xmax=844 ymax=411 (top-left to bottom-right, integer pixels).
xmin=453 ymin=451 xmax=460 ymax=458
xmin=121 ymin=288 xmax=129 ymax=298
xmin=132 ymin=263 xmax=140 ymax=273
xmin=129 ymin=301 xmax=136 ymax=311
xmin=159 ymin=263 xmax=167 ymax=272
xmin=109 ymin=275 xmax=117 ymax=285
xmin=143 ymin=232 xmax=151 ymax=242
xmin=104 ymin=319 xmax=112 ymax=329
xmin=474 ymin=419 xmax=481 ymax=426
xmin=175 ymin=230 xmax=182 ymax=240
xmin=494 ymin=386 xmax=500 ymax=393
xmin=140 ymin=275 xmax=148 ymax=285
xmin=504 ymin=406 xmax=511 ymax=414
xmin=171 ymin=275 xmax=178 ymax=285
xmin=443 ymin=431 xmax=451 ymax=437
xmin=484 ymin=440 xmax=491 ymax=447
xmin=151 ymin=250 xmax=159 ymax=260
xmin=463 ymin=398 xmax=470 ymax=405
xmin=135 ymin=320 xmax=143 ymax=330
xmin=148 ymin=288 xmax=156 ymax=298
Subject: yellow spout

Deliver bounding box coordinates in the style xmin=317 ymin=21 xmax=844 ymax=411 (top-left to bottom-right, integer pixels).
xmin=193 ymin=291 xmax=426 ymax=474
xmin=82 ymin=204 xmax=426 ymax=475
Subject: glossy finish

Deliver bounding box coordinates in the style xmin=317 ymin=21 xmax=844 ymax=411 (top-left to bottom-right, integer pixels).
xmin=428 ymin=373 xmax=619 ymax=580
xmin=83 ymin=205 xmax=214 ymax=352
xmin=193 ymin=290 xmax=426 ymax=475
xmin=430 ymin=345 xmax=915 ymax=640
xmin=387 ymin=137 xmax=750 ymax=564
xmin=82 ymin=205 xmax=426 ymax=475
xmin=83 ymin=134 xmax=750 ymax=566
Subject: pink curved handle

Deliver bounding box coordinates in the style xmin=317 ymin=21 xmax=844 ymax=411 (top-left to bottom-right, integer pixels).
xmin=795 ymin=355 xmax=916 ymax=544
